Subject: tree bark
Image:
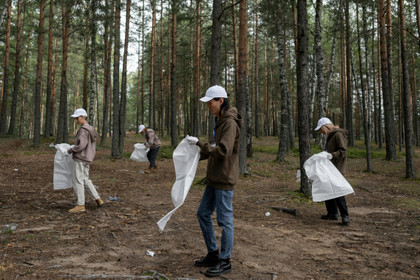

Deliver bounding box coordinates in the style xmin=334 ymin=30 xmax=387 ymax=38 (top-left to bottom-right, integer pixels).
xmin=275 ymin=16 xmax=291 ymax=162
xmin=57 ymin=1 xmax=71 ymax=144
xmin=111 ymin=0 xmax=121 ymax=158
xmin=119 ymin=0 xmax=130 ymax=154
xmin=43 ymin=0 xmax=54 ymax=137
xmin=254 ymin=0 xmax=260 ymax=139
xmin=398 ymin=0 xmax=414 ymax=178
xmin=237 ymin=0 xmax=249 ymax=174
xmin=170 ymin=0 xmax=178 ymax=147
xmin=8 ymin=0 xmax=22 ymax=136
xmin=32 ymin=0 xmax=45 ymax=145
xmin=193 ymin=0 xmax=201 ymax=137
xmin=0 ymin=0 xmax=11 ymax=135
xmin=314 ymin=0 xmax=326 ymax=120
xmin=232 ymin=0 xmax=239 ymax=103
xmin=297 ymin=0 xmax=311 ymax=195
xmin=83 ymin=8 xmax=89 ymax=110
xmin=379 ymin=0 xmax=396 ymax=160
xmin=209 ymin=0 xmax=222 ymax=142
xmin=19 ymin=47 xmax=29 ymax=138
xmin=149 ymin=0 xmax=156 ymax=128
xmin=89 ymin=0 xmax=97 ymax=123
xmin=345 ymin=0 xmax=353 ymax=146
xmin=101 ymin=0 xmax=111 ymax=145
xmin=356 ymin=1 xmax=372 ymax=172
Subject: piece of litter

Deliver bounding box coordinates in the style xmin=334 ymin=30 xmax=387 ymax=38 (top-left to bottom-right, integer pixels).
xmin=146 ymin=250 xmax=155 ymax=257
xmin=109 ymin=196 xmax=118 ymax=201
xmin=265 ymin=212 xmax=271 ymax=217
xmin=14 ymin=169 xmax=18 ymax=172
xmin=49 ymin=142 xmax=55 ymax=147
xmin=139 ymin=170 xmax=145 ymax=174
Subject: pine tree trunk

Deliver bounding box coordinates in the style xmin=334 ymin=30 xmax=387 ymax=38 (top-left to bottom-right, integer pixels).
xmin=83 ymin=10 xmax=89 ymax=110
xmin=44 ymin=0 xmax=54 ymax=138
xmin=356 ymin=1 xmax=371 ymax=172
xmin=141 ymin=0 xmax=145 ymax=125
xmin=254 ymin=0 xmax=260 ymax=139
xmin=345 ymin=0 xmax=353 ymax=146
xmin=119 ymin=0 xmax=130 ymax=154
xmin=237 ymin=0 xmax=249 ymax=175
xmin=57 ymin=1 xmax=71 ymax=144
xmin=170 ymin=0 xmax=178 ymax=147
xmin=0 ymin=0 xmax=11 ymax=135
xmin=379 ymin=0 xmax=396 ymax=160
xmin=416 ymin=0 xmax=420 ymax=49
xmin=32 ymin=0 xmax=45 ymax=145
xmin=101 ymin=0 xmax=111 ymax=145
xmin=232 ymin=0 xmax=239 ymax=102
xmin=412 ymin=52 xmax=418 ymax=146
xmin=193 ymin=0 xmax=201 ymax=137
xmin=19 ymin=47 xmax=29 ymax=138
xmin=398 ymin=0 xmax=414 ymax=178
xmin=149 ymin=0 xmax=156 ymax=128
xmin=89 ymin=0 xmax=97 ymax=124
xmin=111 ymin=0 xmax=121 ymax=158
xmin=315 ymin=0 xmax=326 ymax=120
xmin=0 ymin=0 xmax=8 ymax=30
xmin=159 ymin=0 xmax=164 ymax=134
xmin=275 ymin=16 xmax=290 ymax=162
xmin=209 ymin=0 xmax=222 ymax=142
xmin=297 ymin=0 xmax=311 ymax=195
xmin=8 ymin=0 xmax=22 ymax=136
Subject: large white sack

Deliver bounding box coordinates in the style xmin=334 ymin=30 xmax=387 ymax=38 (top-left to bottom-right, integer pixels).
xmin=53 ymin=143 xmax=74 ymax=190
xmin=304 ymin=151 xmax=354 ymax=202
xmin=130 ymin=143 xmax=149 ymax=162
xmin=157 ymin=137 xmax=200 ymax=231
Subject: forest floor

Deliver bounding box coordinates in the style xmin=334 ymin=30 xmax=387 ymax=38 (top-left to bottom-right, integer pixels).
xmin=0 ymin=134 xmax=419 ymax=280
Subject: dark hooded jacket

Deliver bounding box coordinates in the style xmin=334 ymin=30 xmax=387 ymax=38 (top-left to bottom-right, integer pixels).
xmin=70 ymin=123 xmax=98 ymax=164
xmin=197 ymin=107 xmax=242 ymax=191
xmin=325 ymin=128 xmax=348 ymax=174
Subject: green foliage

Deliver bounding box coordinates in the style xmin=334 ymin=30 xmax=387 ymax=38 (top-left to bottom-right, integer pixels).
xmin=158 ymin=145 xmax=175 ymax=159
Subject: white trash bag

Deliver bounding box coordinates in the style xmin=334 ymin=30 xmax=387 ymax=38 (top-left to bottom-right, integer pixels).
xmin=304 ymin=151 xmax=354 ymax=202
xmin=130 ymin=143 xmax=149 ymax=162
xmin=157 ymin=136 xmax=200 ymax=231
xmin=53 ymin=143 xmax=74 ymax=190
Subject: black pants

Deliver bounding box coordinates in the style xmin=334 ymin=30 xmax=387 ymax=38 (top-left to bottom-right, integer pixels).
xmin=147 ymin=147 xmax=160 ymax=169
xmin=325 ymin=196 xmax=349 ymax=217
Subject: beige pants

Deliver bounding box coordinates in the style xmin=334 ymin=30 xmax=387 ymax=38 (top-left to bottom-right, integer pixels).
xmin=72 ymin=161 xmax=99 ymax=205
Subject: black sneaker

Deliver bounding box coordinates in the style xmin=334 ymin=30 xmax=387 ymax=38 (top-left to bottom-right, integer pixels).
xmin=342 ymin=215 xmax=350 ymax=224
xmin=321 ymin=214 xmax=339 ymax=220
xmin=206 ymin=259 xmax=232 ymax=277
xmin=194 ymin=250 xmax=219 ymax=267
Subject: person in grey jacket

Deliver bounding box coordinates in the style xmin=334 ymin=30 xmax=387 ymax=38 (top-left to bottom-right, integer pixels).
xmin=138 ymin=124 xmax=161 ymax=173
xmin=67 ymin=108 xmax=103 ymax=213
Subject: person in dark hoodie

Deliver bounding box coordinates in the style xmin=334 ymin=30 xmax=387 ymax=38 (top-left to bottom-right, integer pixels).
xmin=186 ymin=85 xmax=242 ymax=277
xmin=67 ymin=108 xmax=103 ymax=213
xmin=315 ymin=117 xmax=350 ymax=224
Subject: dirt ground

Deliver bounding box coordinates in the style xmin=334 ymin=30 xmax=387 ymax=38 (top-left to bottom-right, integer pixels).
xmin=0 ymin=135 xmax=419 ymax=280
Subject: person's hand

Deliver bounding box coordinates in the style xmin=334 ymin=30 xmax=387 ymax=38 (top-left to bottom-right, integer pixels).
xmin=186 ymin=136 xmax=199 ymax=145
xmin=65 ymin=149 xmax=72 ymax=156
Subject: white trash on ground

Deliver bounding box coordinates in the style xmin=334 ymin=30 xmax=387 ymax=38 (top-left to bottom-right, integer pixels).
xmin=157 ymin=136 xmax=200 ymax=231
xmin=53 ymin=143 xmax=74 ymax=190
xmin=130 ymin=143 xmax=149 ymax=162
xmin=304 ymin=151 xmax=354 ymax=202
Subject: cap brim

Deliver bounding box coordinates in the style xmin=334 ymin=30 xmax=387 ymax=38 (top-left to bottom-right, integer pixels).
xmin=71 ymin=114 xmax=79 ymax=118
xmin=199 ymin=96 xmax=212 ymax=102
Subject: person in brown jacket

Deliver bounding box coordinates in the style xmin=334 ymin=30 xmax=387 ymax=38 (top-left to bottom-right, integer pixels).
xmin=138 ymin=124 xmax=161 ymax=173
xmin=315 ymin=117 xmax=350 ymax=224
xmin=67 ymin=108 xmax=103 ymax=213
xmin=186 ymin=85 xmax=242 ymax=277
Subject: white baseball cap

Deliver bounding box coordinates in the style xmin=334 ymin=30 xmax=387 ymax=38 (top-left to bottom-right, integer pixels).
xmin=199 ymin=85 xmax=228 ymax=102
xmin=138 ymin=124 xmax=145 ymax=133
xmin=71 ymin=108 xmax=87 ymax=118
xmin=314 ymin=117 xmax=333 ymax=131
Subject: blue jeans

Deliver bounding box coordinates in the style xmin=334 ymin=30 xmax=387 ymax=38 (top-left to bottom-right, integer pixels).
xmin=197 ymin=184 xmax=234 ymax=259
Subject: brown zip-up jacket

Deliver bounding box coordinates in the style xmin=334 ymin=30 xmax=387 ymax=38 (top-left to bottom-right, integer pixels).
xmin=144 ymin=128 xmax=161 ymax=149
xmin=69 ymin=124 xmax=98 ymax=164
xmin=325 ymin=128 xmax=348 ymax=175
xmin=196 ymin=107 xmax=242 ymax=191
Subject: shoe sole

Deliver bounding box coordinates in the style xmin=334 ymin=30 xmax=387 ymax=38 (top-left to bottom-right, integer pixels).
xmin=205 ymin=268 xmax=232 ymax=277
xmin=194 ymin=262 xmax=219 ymax=267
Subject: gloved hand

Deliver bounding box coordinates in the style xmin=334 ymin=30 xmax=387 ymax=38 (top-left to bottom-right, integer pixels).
xmin=326 ymin=152 xmax=332 ymax=160
xmin=65 ymin=149 xmax=72 ymax=156
xmin=186 ymin=136 xmax=199 ymax=145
